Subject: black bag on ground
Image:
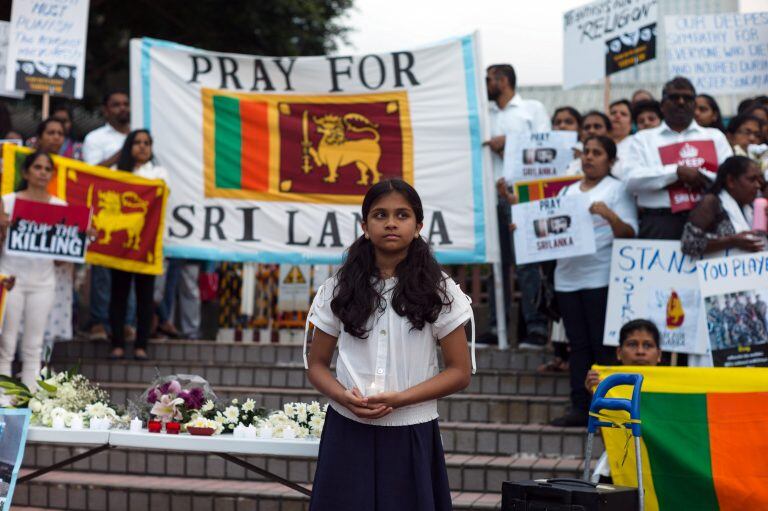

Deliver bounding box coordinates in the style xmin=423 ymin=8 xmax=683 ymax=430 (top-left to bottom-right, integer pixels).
xmin=502 ymin=478 xmax=639 ymax=511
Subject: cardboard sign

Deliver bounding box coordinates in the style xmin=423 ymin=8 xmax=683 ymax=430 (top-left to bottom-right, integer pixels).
xmin=563 ymin=0 xmax=658 ymax=89
xmin=665 ymin=12 xmax=768 ymax=95
xmin=0 ymin=409 xmax=31 ymax=511
xmin=511 ymin=195 xmax=596 ymax=265
xmin=604 ymin=240 xmax=708 ymax=354
xmin=697 ymin=252 xmax=768 ymax=367
xmin=5 ymin=199 xmax=89 ymax=263
xmin=6 ymin=0 xmax=90 ymax=98
xmin=503 ymin=131 xmax=578 ymax=182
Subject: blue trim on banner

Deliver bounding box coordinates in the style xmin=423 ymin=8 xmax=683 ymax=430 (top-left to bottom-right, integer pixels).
xmin=1 ymin=408 xmax=31 ymax=511
xmin=461 ymin=35 xmax=486 ymax=262
xmin=140 ymin=38 xmax=195 ymax=131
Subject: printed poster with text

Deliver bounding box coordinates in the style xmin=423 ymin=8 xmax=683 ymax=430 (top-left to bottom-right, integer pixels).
xmin=697 ymin=252 xmax=768 ymax=367
xmin=503 ymin=131 xmax=578 ymax=182
xmin=511 ymin=195 xmax=596 ymax=265
xmin=6 ymin=199 xmax=90 ymax=263
xmin=604 ymin=239 xmax=707 ymax=354
xmin=659 ymin=139 xmax=718 ymax=213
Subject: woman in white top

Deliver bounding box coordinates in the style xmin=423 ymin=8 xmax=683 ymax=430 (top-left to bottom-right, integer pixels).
xmin=551 ymin=135 xmax=638 ymax=427
xmin=108 ymin=130 xmax=168 ymax=360
xmin=0 ymin=151 xmax=67 ymax=389
xmin=305 ymin=179 xmax=473 ymax=510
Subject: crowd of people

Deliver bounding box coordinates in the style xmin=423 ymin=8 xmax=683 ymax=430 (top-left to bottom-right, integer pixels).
xmin=0 ymin=90 xmax=202 ymax=390
xmin=485 ymin=64 xmax=768 ymax=426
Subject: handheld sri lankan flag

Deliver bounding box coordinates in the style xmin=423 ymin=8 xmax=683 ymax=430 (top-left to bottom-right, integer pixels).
xmin=513 ymin=176 xmax=580 ymax=203
xmin=1 ymin=144 xmax=168 ymax=275
xmin=595 ymin=365 xmax=768 ymax=511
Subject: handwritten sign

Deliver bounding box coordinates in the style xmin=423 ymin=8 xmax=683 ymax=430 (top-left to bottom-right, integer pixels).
xmin=504 ymin=131 xmax=578 ymax=182
xmin=6 ymin=0 xmax=90 ymax=98
xmin=511 ymin=195 xmax=596 ymax=265
xmin=665 ymin=12 xmax=768 ymax=94
xmin=697 ymin=252 xmax=768 ymax=367
xmin=6 ymin=199 xmax=90 ymax=263
xmin=604 ymin=240 xmax=707 ymax=354
xmin=563 ymin=0 xmax=658 ymax=89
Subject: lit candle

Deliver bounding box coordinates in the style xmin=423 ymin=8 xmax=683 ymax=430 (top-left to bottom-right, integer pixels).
xmin=52 ymin=416 xmax=65 ymax=429
xmin=282 ymin=425 xmax=296 ymax=439
xmin=260 ymin=423 xmax=273 ymax=439
xmin=130 ymin=417 xmax=142 ymax=432
xmin=367 ymin=382 xmax=379 ymax=396
xmin=70 ymin=416 xmax=83 ymax=430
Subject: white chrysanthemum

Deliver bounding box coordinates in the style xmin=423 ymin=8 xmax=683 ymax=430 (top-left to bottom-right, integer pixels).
xmin=231 ymin=399 xmax=239 ymax=405
xmin=201 ymin=400 xmax=215 ymax=412
xmin=283 ymin=403 xmax=295 ymax=418
xmin=242 ymin=399 xmax=256 ymax=412
xmin=223 ymin=406 xmax=239 ymax=422
xmin=84 ymin=402 xmax=109 ymax=418
xmin=29 ymin=398 xmax=42 ymax=413
xmin=323 ymin=403 xmax=329 ymax=412
xmin=296 ymin=410 xmax=307 ymax=424
xmin=309 ymin=415 xmax=324 ymax=431
xmin=308 ymin=401 xmax=321 ymax=415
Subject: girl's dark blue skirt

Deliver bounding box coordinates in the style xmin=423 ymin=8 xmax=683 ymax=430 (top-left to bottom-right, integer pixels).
xmin=309 ymin=406 xmax=453 ymax=511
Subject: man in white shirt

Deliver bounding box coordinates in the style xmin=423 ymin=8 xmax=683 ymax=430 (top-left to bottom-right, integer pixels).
xmin=83 ymin=90 xmax=134 ymax=341
xmin=624 ymin=77 xmax=733 ymax=239
xmin=482 ymin=64 xmax=550 ymax=349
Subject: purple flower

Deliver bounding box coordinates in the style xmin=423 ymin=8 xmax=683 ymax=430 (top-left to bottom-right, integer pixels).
xmin=146 ymin=388 xmax=159 ymax=404
xmin=159 ymin=382 xmax=171 ymax=394
xmin=167 ymin=380 xmax=182 ymax=395
xmin=188 ymin=387 xmax=205 ymax=409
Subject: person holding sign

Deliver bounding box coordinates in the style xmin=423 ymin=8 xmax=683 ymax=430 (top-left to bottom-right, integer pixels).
xmin=624 ymin=76 xmax=733 ymax=240
xmin=109 ymin=130 xmax=168 ymax=361
xmin=551 ymin=135 xmax=637 ymax=427
xmin=0 ymin=152 xmax=66 ymax=389
xmin=681 ymin=156 xmax=765 ymax=257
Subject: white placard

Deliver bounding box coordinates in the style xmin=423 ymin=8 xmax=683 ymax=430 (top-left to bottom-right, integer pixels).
xmin=697 ymin=252 xmax=768 ymax=367
xmin=278 ymin=264 xmax=311 ymax=312
xmin=563 ymin=0 xmax=658 ymax=89
xmin=665 ymin=12 xmax=768 ymax=95
xmin=6 ymin=0 xmax=90 ymax=98
xmin=604 ymin=240 xmax=707 ymax=354
xmin=503 ymin=131 xmax=578 ymax=182
xmin=0 ymin=22 xmax=22 ymax=99
xmin=511 ymin=195 xmax=596 ymax=265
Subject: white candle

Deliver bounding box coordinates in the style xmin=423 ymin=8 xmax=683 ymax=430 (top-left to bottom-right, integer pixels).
xmin=52 ymin=416 xmax=65 ymax=429
xmin=260 ymin=424 xmax=273 ymax=439
xmin=101 ymin=418 xmax=112 ymax=430
xmin=245 ymin=425 xmax=257 ymax=439
xmin=233 ymin=424 xmax=245 ymax=438
xmin=89 ymin=417 xmax=101 ymax=430
xmin=282 ymin=425 xmax=296 ymax=439
xmin=70 ymin=416 xmax=83 ymax=430
xmin=130 ymin=417 xmax=142 ymax=432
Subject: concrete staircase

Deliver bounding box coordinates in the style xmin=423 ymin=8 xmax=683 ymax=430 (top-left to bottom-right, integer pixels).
xmin=15 ymin=340 xmax=602 ymax=510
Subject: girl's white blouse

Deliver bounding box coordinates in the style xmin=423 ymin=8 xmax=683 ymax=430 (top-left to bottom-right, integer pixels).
xmin=305 ymin=275 xmax=474 ymax=427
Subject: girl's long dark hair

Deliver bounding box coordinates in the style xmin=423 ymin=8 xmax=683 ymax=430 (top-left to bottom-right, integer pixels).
xmin=331 ymin=179 xmax=451 ymax=338
xmin=697 ymin=94 xmax=726 ymax=133
xmin=117 ymin=129 xmax=153 ymax=172
xmin=709 ymin=156 xmax=755 ymax=195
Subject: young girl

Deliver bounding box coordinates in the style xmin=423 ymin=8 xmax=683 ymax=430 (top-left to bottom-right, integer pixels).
xmin=304 ymin=179 xmax=474 ymax=510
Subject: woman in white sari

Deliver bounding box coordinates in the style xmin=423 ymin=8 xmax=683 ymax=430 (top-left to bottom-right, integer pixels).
xmin=681 ymin=156 xmax=765 ymax=257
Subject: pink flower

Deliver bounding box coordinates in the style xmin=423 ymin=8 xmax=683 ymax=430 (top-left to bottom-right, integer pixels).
xmin=150 ymin=394 xmax=184 ymax=421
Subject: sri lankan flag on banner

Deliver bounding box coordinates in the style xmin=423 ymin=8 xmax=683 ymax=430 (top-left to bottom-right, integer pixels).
xmin=202 ymin=89 xmax=414 ymax=204
xmin=595 ymin=365 xmax=768 ymax=510
xmin=513 ymin=176 xmax=580 ymax=203
xmin=1 ymin=144 xmax=168 ymax=275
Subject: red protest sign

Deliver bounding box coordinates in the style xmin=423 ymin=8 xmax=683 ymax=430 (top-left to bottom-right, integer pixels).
xmin=6 ymin=198 xmax=90 ymax=262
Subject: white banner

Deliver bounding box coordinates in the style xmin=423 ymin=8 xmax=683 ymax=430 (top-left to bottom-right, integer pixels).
xmin=665 ymin=12 xmax=768 ymax=95
xmin=0 ymin=22 xmax=22 ymax=99
xmin=130 ymin=35 xmax=497 ymax=264
xmin=6 ymin=0 xmax=90 ymax=98
xmin=563 ymin=0 xmax=658 ymax=89
xmin=511 ymin=195 xmax=595 ymax=265
xmin=503 ymin=131 xmax=578 ymax=182
xmin=604 ymin=240 xmax=707 ymax=354
xmin=697 ymin=252 xmax=768 ymax=367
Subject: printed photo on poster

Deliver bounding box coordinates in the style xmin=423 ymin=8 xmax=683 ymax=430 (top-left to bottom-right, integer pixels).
xmin=512 ymin=195 xmax=596 ymax=265
xmin=697 ymin=252 xmax=768 ymax=367
xmin=503 ymin=131 xmax=578 ymax=182
xmin=5 ymin=199 xmax=90 ymax=263
xmin=605 ymin=22 xmax=656 ymax=76
xmin=0 ymin=409 xmax=31 ymax=511
xmin=604 ymin=240 xmax=708 ymax=354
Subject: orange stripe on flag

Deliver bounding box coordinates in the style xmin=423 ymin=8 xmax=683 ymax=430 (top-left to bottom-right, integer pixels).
xmin=707 ymin=392 xmax=768 ymax=510
xmin=240 ymin=100 xmax=269 ymax=191
xmin=530 ymin=184 xmax=544 ymax=200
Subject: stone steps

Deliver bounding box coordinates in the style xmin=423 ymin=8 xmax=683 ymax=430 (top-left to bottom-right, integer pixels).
xmin=51 ymin=340 xmax=552 ymax=372
xmin=12 ymin=470 xmax=511 ymax=510
xmin=58 ymin=359 xmax=569 ymax=397
xmin=98 ymin=382 xmax=569 ymax=425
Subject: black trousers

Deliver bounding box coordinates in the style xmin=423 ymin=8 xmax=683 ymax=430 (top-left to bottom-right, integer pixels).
xmin=638 ymin=209 xmax=689 ymax=240
xmin=110 ymin=269 xmax=155 ymax=350
xmin=556 ymin=287 xmax=616 ymax=414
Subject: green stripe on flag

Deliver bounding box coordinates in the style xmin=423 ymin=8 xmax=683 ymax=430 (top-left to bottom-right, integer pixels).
xmin=643 ymin=392 xmax=719 ymax=511
xmin=518 ymin=185 xmax=530 ymax=203
xmin=213 ymin=95 xmax=242 ymax=189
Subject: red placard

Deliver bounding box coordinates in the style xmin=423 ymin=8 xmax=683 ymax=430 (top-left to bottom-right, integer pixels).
xmin=658 ymin=140 xmax=718 ymax=212
xmin=6 ymin=199 xmax=90 ymax=262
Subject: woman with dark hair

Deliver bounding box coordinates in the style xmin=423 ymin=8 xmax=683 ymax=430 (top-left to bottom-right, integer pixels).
xmin=681 ymin=156 xmax=765 ymax=257
xmin=609 ymin=99 xmax=633 ymax=143
xmin=550 ymin=135 xmax=637 ymax=427
xmin=552 ymin=106 xmax=582 ymax=132
xmin=305 ymin=178 xmax=472 ymax=510
xmin=580 ymin=111 xmax=612 ymax=142
xmin=695 ymin=94 xmax=726 ymax=133
xmin=32 ymin=118 xmax=65 ymax=154
xmin=0 ymin=152 xmax=66 ymax=389
xmin=109 ymin=130 xmax=168 ymax=360
xmin=727 ymin=114 xmax=764 ymax=154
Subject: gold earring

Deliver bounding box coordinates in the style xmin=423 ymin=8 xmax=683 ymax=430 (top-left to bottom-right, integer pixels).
xmin=414 ymin=233 xmax=419 ymax=239
xmin=365 ymin=234 xmax=370 ymax=239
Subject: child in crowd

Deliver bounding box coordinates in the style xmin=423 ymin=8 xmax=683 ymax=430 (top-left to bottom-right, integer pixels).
xmin=304 ymin=179 xmax=474 ymax=510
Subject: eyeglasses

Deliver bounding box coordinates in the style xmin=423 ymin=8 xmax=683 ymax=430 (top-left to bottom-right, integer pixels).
xmin=665 ymin=93 xmax=695 ymax=103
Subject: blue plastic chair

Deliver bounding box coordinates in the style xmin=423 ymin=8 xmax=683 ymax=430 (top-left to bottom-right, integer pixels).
xmin=584 ymin=373 xmax=644 ymax=511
